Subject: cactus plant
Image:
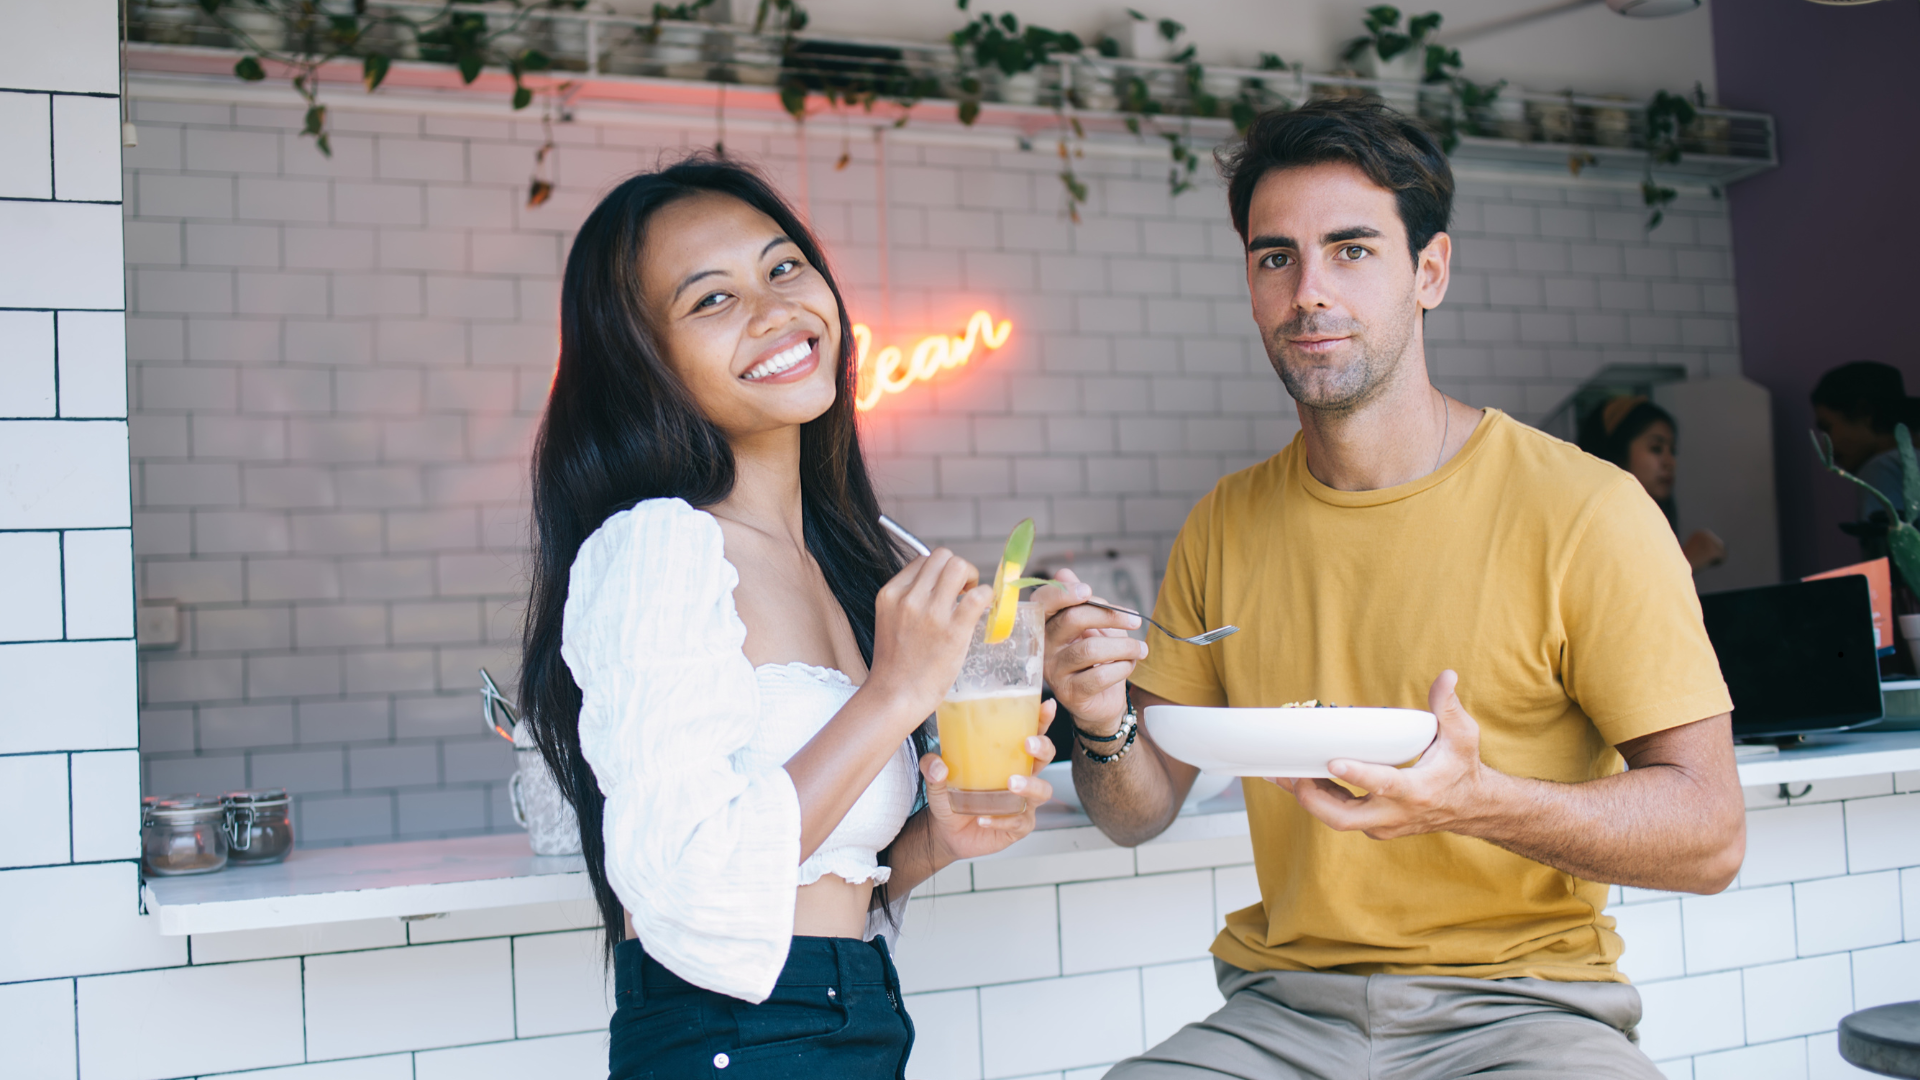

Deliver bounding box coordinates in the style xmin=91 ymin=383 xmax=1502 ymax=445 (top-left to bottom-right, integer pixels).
xmin=1812 ymin=422 xmax=1920 ymax=591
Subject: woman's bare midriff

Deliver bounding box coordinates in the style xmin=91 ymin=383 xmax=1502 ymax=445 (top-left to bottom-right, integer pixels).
xmin=624 ymin=877 xmax=874 ymax=945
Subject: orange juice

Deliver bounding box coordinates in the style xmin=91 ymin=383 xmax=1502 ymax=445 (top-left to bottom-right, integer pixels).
xmin=937 ymin=688 xmax=1041 ymax=792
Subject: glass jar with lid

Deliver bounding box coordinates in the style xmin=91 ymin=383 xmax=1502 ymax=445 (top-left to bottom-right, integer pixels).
xmin=222 ymin=788 xmax=294 ymax=864
xmin=142 ymin=795 xmax=229 ymax=876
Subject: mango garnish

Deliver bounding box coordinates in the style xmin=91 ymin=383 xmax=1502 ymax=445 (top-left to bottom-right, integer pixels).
xmin=983 ymin=518 xmax=1035 ymax=644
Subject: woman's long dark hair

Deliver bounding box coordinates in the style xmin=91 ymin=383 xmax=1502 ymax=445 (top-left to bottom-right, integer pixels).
xmin=520 ymin=155 xmax=907 ymax=957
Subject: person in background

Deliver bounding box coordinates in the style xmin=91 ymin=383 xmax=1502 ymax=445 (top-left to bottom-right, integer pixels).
xmin=1582 ymin=395 xmax=1725 ymax=573
xmin=1812 ymin=361 xmax=1912 ymax=522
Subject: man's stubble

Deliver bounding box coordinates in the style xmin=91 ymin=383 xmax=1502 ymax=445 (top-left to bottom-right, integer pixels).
xmin=1262 ymin=296 xmax=1421 ymax=419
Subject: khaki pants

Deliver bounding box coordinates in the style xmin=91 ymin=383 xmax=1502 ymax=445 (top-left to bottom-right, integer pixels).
xmin=1106 ymin=962 xmax=1665 ymax=1080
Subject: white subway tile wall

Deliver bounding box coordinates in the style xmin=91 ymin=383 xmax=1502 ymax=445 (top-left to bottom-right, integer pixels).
xmin=904 ymin=988 xmax=986 ymax=1080
xmin=0 ymin=753 xmax=70 ymax=866
xmin=1 ymin=17 xmax=149 ymax=1080
xmin=0 ymin=32 xmax=1906 ymax=1079
xmin=0 ymin=977 xmax=81 ymax=1080
xmin=1742 ymin=802 xmax=1849 ymax=887
xmin=1681 ymin=884 xmax=1797 ymax=974
xmin=122 ymin=96 xmax=1742 ymax=851
xmin=510 ymin=929 xmax=614 ymax=1038
xmin=302 ymin=938 xmax=515 ymax=1060
xmin=0 ymin=309 xmax=59 ymax=416
xmin=77 ymin=960 xmax=306 ymax=1080
xmin=68 ymin=750 xmax=142 ymax=862
xmin=1743 ymin=954 xmax=1854 ymax=1042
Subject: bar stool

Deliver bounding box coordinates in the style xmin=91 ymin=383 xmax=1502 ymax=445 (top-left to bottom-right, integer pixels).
xmin=1840 ymin=1003 xmax=1920 ymax=1078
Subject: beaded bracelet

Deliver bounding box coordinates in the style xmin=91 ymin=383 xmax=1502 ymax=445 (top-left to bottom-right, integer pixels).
xmin=1078 ymin=699 xmax=1138 ymax=764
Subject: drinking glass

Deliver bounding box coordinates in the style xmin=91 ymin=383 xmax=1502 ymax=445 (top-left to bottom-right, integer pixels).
xmin=936 ymin=601 xmax=1044 ymax=815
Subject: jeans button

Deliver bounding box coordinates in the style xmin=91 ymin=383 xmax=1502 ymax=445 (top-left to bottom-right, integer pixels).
xmin=713 ymin=1052 xmax=730 ymax=1069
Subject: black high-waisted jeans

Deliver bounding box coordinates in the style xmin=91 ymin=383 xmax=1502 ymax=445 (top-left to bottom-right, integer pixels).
xmin=608 ymin=936 xmax=915 ymax=1080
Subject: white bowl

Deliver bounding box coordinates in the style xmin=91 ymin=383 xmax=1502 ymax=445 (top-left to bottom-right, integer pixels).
xmin=1038 ymin=761 xmax=1233 ymax=812
xmin=1143 ymin=705 xmax=1438 ymax=778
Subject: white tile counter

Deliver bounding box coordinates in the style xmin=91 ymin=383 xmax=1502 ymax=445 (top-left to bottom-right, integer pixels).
xmin=141 ymin=833 xmax=590 ymax=936
xmin=131 ymin=730 xmax=1920 ymax=1080
xmin=143 ymin=731 xmax=1920 ymax=937
xmin=140 ymin=797 xmax=1254 ymax=937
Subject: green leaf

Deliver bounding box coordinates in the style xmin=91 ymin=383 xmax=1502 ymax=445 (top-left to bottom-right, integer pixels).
xmin=197 ymin=0 xmax=225 ymax=13
xmin=1408 ymin=11 xmax=1443 ymax=41
xmin=302 ymin=104 xmax=326 ymax=137
xmin=362 ymin=54 xmax=391 ymax=93
xmin=1364 ymin=5 xmax=1402 ymax=33
xmin=315 ymin=132 xmax=332 ymax=158
xmin=1375 ymin=31 xmax=1412 ymax=61
xmin=512 ymin=85 xmax=533 ymax=110
xmin=773 ymin=80 xmax=805 ymax=120
xmin=457 ymin=52 xmax=484 ymax=84
xmin=1158 ymin=18 xmax=1185 ymax=42
xmin=1001 ymin=518 xmax=1035 ymax=571
xmin=1258 ymin=52 xmax=1286 ymax=70
xmin=521 ymin=49 xmax=552 ymax=72
xmin=958 ymin=98 xmax=980 ymax=125
xmin=234 ymin=56 xmax=266 ymax=82
xmin=1890 ymin=523 xmax=1920 ymax=596
xmin=1898 ymin=423 xmax=1920 ymax=524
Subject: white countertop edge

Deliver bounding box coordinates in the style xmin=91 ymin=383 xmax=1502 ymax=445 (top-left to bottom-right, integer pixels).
xmin=1733 ymin=738 xmax=1920 ymax=786
xmin=143 ymin=735 xmax=1920 ymax=936
xmin=144 ymin=870 xmax=593 ymax=936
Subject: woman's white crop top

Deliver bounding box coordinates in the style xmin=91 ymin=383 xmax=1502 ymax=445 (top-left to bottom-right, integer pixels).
xmin=559 ymin=498 xmax=918 ymax=1004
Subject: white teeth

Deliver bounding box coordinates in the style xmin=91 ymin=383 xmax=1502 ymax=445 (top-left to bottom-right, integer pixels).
xmin=742 ymin=340 xmax=813 ymax=381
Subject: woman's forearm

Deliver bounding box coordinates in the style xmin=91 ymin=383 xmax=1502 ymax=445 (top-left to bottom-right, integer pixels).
xmin=784 ymin=682 xmax=926 ymax=862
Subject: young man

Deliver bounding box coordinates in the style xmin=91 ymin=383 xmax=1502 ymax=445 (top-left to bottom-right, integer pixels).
xmin=1036 ymin=100 xmax=1744 ymax=1078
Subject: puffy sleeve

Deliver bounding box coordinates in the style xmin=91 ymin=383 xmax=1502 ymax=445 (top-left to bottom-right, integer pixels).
xmin=560 ymin=498 xmax=801 ymax=1004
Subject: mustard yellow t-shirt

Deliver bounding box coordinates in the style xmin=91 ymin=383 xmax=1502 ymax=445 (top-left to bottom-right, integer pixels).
xmin=1130 ymin=409 xmax=1732 ymax=984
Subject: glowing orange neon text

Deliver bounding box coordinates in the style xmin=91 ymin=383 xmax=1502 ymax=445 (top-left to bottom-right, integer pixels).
xmin=852 ymin=310 xmax=1012 ymax=411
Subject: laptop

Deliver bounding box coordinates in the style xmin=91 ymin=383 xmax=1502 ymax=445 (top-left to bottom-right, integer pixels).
xmin=1699 ymin=576 xmax=1884 ymax=740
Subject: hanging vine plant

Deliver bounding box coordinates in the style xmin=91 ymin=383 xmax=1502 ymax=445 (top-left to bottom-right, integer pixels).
xmin=181 ymin=0 xmax=573 ymax=156
xmin=144 ymin=0 xmax=1722 ymax=229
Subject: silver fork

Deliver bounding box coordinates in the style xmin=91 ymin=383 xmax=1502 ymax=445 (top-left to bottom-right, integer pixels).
xmin=1075 ymin=598 xmax=1239 ymax=647
xmin=878 ymin=515 xmax=1238 ymax=647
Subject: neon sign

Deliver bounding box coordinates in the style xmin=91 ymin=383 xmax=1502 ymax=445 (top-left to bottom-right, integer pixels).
xmin=852 ymin=310 xmax=1012 ymax=411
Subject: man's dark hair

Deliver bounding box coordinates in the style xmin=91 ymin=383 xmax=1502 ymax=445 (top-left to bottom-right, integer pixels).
xmin=1812 ymin=361 xmax=1908 ymax=433
xmin=1218 ymin=98 xmax=1454 ymax=264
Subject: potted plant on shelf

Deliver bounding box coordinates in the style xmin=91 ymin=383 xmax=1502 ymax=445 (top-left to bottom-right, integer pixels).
xmin=1340 ymin=5 xmax=1445 ymax=83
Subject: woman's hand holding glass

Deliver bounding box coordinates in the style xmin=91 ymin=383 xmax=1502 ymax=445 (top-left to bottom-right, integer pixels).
xmin=919 ymin=709 xmax=1056 ymax=848
xmin=866 ymin=548 xmax=994 ymax=730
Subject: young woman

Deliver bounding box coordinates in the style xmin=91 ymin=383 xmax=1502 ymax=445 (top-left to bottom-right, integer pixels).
xmin=518 ymin=157 xmax=1062 ymax=1079
xmin=1584 ymin=395 xmax=1725 ymax=573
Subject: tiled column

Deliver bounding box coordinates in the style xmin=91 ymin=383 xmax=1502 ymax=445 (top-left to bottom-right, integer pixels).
xmin=0 ymin=0 xmax=156 ymax=1074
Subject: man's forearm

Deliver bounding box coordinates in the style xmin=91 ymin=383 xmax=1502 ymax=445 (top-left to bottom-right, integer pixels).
xmin=1463 ymin=761 xmax=1744 ymax=893
xmin=1070 ymin=689 xmax=1196 ymax=847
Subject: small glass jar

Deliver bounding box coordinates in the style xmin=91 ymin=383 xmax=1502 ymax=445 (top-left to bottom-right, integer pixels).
xmin=143 ymin=795 xmax=229 ymax=876
xmin=223 ymin=788 xmax=294 ymax=865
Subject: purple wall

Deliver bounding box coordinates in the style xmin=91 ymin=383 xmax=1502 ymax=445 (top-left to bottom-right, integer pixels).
xmin=1712 ymin=0 xmax=1920 ymax=579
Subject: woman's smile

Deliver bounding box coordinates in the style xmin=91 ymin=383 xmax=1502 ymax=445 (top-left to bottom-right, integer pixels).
xmin=741 ymin=333 xmax=820 ymax=383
